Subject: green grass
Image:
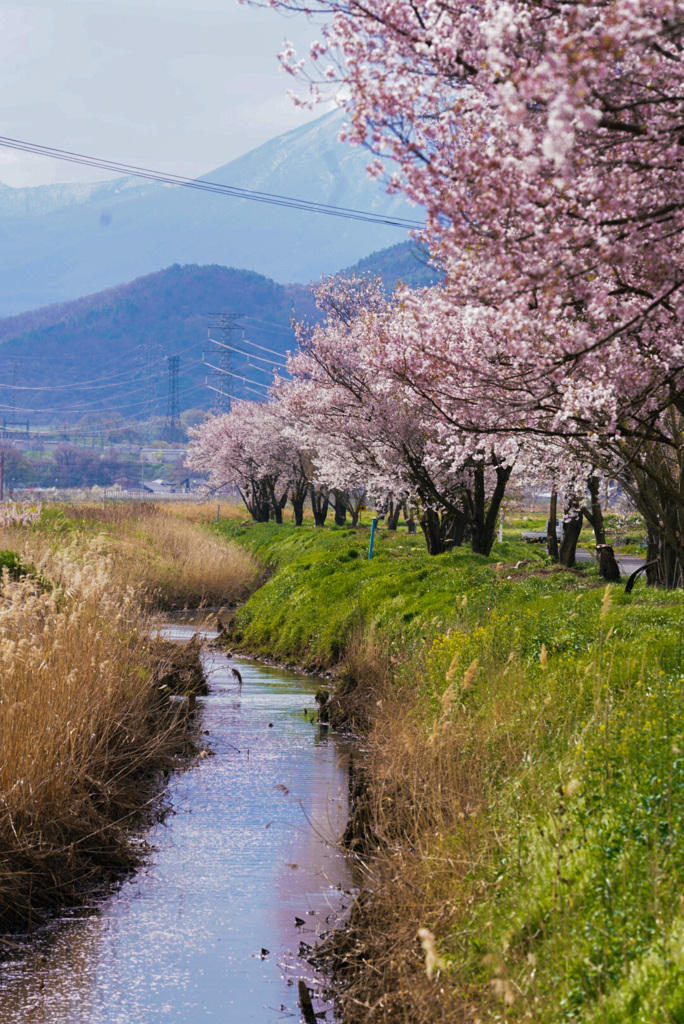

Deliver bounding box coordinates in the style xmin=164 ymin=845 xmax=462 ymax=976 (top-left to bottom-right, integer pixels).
xmin=220 ymin=518 xmax=684 ymax=1021
xmin=429 ymin=582 xmax=684 ymax=1021
xmin=0 ymin=549 xmax=29 ymax=580
xmin=215 ymin=519 xmax=558 ymax=668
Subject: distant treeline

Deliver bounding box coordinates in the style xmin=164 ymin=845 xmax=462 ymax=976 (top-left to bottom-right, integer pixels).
xmin=3 ymin=446 xmax=178 ymax=490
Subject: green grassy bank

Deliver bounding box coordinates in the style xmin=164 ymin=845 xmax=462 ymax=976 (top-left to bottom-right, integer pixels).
xmin=216 ymin=518 xmax=557 ymax=670
xmin=219 ymin=518 xmax=684 ymax=1024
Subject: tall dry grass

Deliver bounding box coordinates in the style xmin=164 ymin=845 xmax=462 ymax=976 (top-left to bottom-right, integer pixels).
xmin=0 ymin=516 xmax=229 ymax=931
xmin=107 ymin=508 xmax=260 ymax=608
xmin=326 ymin=634 xmax=546 ymax=1024
xmin=327 ymin=643 xmax=483 ymax=1024
xmin=35 ymin=502 xmax=260 ymax=609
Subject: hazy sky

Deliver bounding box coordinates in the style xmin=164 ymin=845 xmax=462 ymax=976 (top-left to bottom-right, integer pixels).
xmin=0 ymin=1 xmax=329 ymax=187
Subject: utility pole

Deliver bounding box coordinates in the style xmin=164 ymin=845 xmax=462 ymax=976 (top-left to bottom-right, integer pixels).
xmin=10 ymin=360 xmax=16 ymax=430
xmin=204 ymin=314 xmax=243 ymax=413
xmin=145 ymin=334 xmax=156 ymax=442
xmin=163 ymin=355 xmax=182 ymax=442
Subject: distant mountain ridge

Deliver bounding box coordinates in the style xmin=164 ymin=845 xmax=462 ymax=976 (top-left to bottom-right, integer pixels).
xmin=0 ymin=264 xmax=317 ymax=424
xmin=0 ymin=241 xmax=438 ymax=426
xmin=0 ymin=177 xmax=158 ymax=219
xmin=346 ymin=241 xmax=442 ymax=290
xmin=0 ymin=111 xmax=417 ymax=316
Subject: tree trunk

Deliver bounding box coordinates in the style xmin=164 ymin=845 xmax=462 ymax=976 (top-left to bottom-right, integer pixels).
xmin=658 ymin=535 xmax=682 ymax=588
xmin=267 ymin=482 xmax=287 ymax=524
xmin=257 ymin=480 xmax=271 ymax=522
xmin=444 ymin=509 xmax=469 ymax=548
xmin=586 ymin=474 xmax=607 ymax=545
xmin=559 ymin=509 xmax=583 ymax=567
xmin=333 ymin=490 xmax=347 ymax=526
xmin=420 ymin=506 xmax=447 ymax=555
xmin=310 ymin=487 xmax=329 ymax=527
xmin=624 ymin=471 xmax=681 ymax=589
xmin=387 ymin=499 xmax=403 ymax=531
xmin=291 ymin=484 xmax=308 ymax=527
xmin=596 ymin=544 xmax=621 ymax=582
xmin=646 ymin=528 xmax=660 ymax=586
xmin=547 ymin=489 xmax=559 ymax=562
xmin=469 ymin=464 xmax=512 ymax=556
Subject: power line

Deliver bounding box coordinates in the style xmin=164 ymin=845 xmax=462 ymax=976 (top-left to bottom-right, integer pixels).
xmin=0 ymin=369 xmax=166 ymax=393
xmin=203 ymin=362 xmax=271 ymax=391
xmin=242 ymin=316 xmax=296 ymax=337
xmin=240 ymin=336 xmax=291 ymax=360
xmin=0 ymin=135 xmax=423 ymax=230
xmin=0 ymin=379 xmax=209 ymax=426
xmin=0 ymin=369 xmax=185 ymax=415
xmin=209 ymin=337 xmax=288 ymax=370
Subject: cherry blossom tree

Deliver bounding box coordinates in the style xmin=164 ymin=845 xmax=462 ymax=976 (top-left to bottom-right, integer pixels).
xmin=262 ymin=1 xmax=683 ymax=389
xmin=251 ymin=0 xmax=684 ymax=583
xmin=188 ymin=401 xmax=307 ymax=524
xmin=277 ymin=275 xmax=518 ymax=555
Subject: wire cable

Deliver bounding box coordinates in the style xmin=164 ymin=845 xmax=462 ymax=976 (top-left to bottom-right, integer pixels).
xmin=203 ymin=362 xmax=271 ymax=390
xmin=242 ymin=316 xmax=296 ymax=337
xmin=240 ymin=336 xmax=292 ymax=360
xmin=0 ymin=135 xmax=423 ymax=230
xmin=206 ymin=338 xmax=288 ymax=369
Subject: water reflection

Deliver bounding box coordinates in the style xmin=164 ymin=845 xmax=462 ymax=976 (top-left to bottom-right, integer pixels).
xmin=0 ymin=628 xmax=352 ymax=1023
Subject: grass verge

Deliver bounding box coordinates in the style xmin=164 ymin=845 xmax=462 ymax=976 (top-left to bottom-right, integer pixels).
xmin=222 ymin=519 xmax=684 ymax=1024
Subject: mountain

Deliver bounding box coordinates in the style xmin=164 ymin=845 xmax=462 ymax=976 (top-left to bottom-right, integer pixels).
xmin=0 ymin=111 xmax=417 ymax=316
xmin=0 ymin=177 xmax=157 ymax=218
xmin=345 ymin=241 xmax=442 ymax=290
xmin=0 ymin=263 xmax=317 ymax=425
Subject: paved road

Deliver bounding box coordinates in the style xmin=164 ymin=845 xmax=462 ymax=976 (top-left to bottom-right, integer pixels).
xmin=576 ymin=549 xmax=645 ymax=576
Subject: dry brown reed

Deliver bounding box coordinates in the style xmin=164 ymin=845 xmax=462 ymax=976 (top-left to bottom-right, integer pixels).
xmin=0 ymin=504 xmax=257 ymax=931
xmin=0 ymin=535 xmax=206 ymax=930
xmin=35 ymin=502 xmax=260 ymax=609
xmin=108 ymin=508 xmax=260 ymax=608
xmin=326 ymin=637 xmax=537 ymax=1024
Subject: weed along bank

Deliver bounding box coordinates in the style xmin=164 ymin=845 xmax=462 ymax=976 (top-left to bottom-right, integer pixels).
xmin=215 ymin=515 xmax=684 ymax=1023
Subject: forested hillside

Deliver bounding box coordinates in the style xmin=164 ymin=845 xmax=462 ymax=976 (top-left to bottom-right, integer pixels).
xmin=346 ymin=241 xmax=442 ymax=289
xmin=0 ymin=263 xmax=317 ymax=424
xmin=0 ymin=243 xmax=439 ymax=426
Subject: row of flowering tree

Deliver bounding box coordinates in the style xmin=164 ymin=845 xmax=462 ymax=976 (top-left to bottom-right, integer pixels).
xmin=189 ymin=273 xmax=600 ymax=563
xmin=193 ymin=0 xmax=684 ymax=585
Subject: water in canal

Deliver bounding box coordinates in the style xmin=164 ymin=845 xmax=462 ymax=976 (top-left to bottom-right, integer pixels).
xmin=0 ymin=622 xmax=353 ymax=1023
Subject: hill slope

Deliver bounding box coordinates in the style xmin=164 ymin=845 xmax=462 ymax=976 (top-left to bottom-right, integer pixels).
xmin=345 ymin=241 xmax=442 ymax=289
xmin=0 ymin=264 xmax=317 ymax=425
xmin=0 ymin=111 xmax=417 ymax=316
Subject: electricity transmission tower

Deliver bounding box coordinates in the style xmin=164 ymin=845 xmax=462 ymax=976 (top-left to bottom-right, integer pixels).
xmin=204 ymin=314 xmax=243 ymax=413
xmin=163 ymin=355 xmax=183 ymax=441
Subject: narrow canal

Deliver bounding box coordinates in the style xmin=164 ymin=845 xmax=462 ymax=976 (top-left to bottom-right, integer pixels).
xmin=0 ymin=623 xmax=353 ymax=1022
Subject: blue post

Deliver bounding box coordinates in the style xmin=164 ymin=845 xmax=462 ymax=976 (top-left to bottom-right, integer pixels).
xmin=368 ymin=517 xmax=378 ymax=560
xmin=216 ymin=503 xmax=220 ymax=523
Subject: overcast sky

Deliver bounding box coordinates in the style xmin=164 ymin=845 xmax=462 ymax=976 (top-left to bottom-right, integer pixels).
xmin=0 ymin=1 xmax=330 ymax=188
